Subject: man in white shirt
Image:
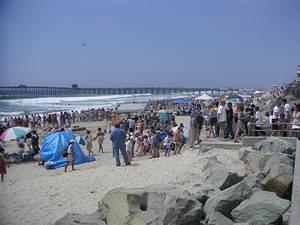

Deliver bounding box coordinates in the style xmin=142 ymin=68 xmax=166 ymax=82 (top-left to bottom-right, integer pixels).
xmin=282 ymin=98 xmax=291 ymax=137
xmin=273 ymin=102 xmax=280 ymax=121
xmin=272 ymin=101 xmax=281 ymax=136
xmin=282 ymin=98 xmax=291 ymax=121
xmin=217 ymin=100 xmax=227 ymax=140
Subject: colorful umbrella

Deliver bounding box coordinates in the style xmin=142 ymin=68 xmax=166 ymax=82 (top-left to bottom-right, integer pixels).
xmin=0 ymin=127 xmax=31 ymax=141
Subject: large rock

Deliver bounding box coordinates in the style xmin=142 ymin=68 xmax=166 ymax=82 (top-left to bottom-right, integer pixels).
xmin=202 ymin=155 xmax=246 ymax=191
xmin=98 ymin=185 xmax=203 ymax=225
xmin=204 ymin=172 xmax=265 ymax=221
xmin=54 ymin=212 xmax=106 ymax=225
xmin=233 ymin=224 xmax=249 ymax=225
xmin=239 ymin=147 xmax=268 ymax=173
xmin=253 ymin=137 xmax=296 ymax=155
xmin=206 ymin=167 xmax=245 ymax=191
xmin=187 ymin=184 xmax=219 ymax=205
xmin=207 ymin=212 xmax=234 ymax=225
xmin=282 ymin=207 xmax=291 ymax=225
xmin=262 ymin=154 xmax=294 ymax=198
xmin=231 ymin=191 xmax=290 ymax=225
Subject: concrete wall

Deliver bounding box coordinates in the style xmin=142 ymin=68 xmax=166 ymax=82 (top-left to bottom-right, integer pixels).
xmin=290 ymin=140 xmax=300 ymax=225
xmin=242 ymin=136 xmax=297 ymax=147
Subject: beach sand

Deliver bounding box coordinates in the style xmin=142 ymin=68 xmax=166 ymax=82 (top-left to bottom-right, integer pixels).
xmin=0 ymin=116 xmax=244 ymax=225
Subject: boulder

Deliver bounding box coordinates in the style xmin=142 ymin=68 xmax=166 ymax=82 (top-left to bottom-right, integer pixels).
xmin=282 ymin=207 xmax=290 ymax=225
xmin=204 ymin=179 xmax=250 ymax=220
xmin=239 ymin=147 xmax=267 ymax=173
xmin=262 ymin=154 xmax=294 ymax=198
xmin=253 ymin=137 xmax=296 ymax=155
xmin=204 ymin=172 xmax=265 ymax=221
xmin=233 ymin=224 xmax=249 ymax=225
xmin=97 ymin=185 xmax=203 ymax=225
xmin=207 ymin=212 xmax=234 ymax=225
xmin=202 ymin=155 xmax=246 ymax=191
xmin=206 ymin=167 xmax=245 ymax=191
xmin=54 ymin=212 xmax=106 ymax=225
xmin=182 ymin=182 xmax=220 ymax=205
xmin=231 ymin=191 xmax=290 ymax=225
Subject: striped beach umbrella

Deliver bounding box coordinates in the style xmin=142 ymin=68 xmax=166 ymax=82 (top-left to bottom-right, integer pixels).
xmin=0 ymin=127 xmax=31 ymax=141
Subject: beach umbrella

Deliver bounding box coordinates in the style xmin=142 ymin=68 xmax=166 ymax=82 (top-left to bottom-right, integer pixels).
xmin=0 ymin=127 xmax=31 ymax=141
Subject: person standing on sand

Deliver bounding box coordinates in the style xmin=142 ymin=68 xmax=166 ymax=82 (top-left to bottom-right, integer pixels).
xmin=85 ymin=130 xmax=94 ymax=157
xmin=0 ymin=147 xmax=7 ymax=182
xmin=64 ymin=139 xmax=76 ymax=172
xmin=96 ymin=128 xmax=105 ymax=153
xmin=189 ymin=111 xmax=198 ymax=148
xmin=110 ymin=121 xmax=130 ymax=166
xmin=163 ymin=133 xmax=172 ymax=157
xmin=217 ymin=100 xmax=227 ymax=140
xmin=125 ymin=136 xmax=133 ymax=162
xmin=31 ymin=130 xmax=40 ymax=155
xmin=225 ymin=102 xmax=234 ymax=139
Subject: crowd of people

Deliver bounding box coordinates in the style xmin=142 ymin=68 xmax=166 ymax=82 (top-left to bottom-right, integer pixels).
xmin=1 ymin=88 xmax=300 ymax=179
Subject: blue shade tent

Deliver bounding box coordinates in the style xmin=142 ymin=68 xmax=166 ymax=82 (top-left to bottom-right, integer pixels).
xmin=40 ymin=131 xmax=95 ymax=169
xmin=173 ymin=99 xmax=194 ymax=104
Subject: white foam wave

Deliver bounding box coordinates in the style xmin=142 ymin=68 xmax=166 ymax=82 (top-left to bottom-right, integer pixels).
xmin=1 ymin=94 xmax=153 ymax=105
xmin=0 ymin=111 xmax=24 ymax=116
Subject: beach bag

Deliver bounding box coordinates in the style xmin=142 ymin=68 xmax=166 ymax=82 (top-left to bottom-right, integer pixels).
xmin=171 ymin=143 xmax=175 ymax=151
xmin=45 ymin=161 xmax=55 ymax=170
xmin=181 ymin=136 xmax=187 ymax=144
xmin=62 ymin=148 xmax=68 ymax=158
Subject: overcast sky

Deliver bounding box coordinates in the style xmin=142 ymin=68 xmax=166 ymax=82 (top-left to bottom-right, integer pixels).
xmin=1 ymin=0 xmax=300 ymax=89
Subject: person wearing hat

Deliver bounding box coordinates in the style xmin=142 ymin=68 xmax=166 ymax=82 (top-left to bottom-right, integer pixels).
xmin=64 ymin=139 xmax=76 ymax=172
xmin=110 ymin=121 xmax=130 ymax=166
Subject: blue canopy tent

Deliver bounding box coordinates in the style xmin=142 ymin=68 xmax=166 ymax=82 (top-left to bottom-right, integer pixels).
xmin=40 ymin=131 xmax=95 ymax=169
xmin=173 ymin=99 xmax=194 ymax=104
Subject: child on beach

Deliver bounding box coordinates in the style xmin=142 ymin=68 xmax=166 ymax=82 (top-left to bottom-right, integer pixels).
xmin=96 ymin=128 xmax=105 ymax=153
xmin=163 ymin=133 xmax=172 ymax=157
xmin=125 ymin=136 xmax=133 ymax=162
xmin=85 ymin=130 xmax=94 ymax=157
xmin=64 ymin=139 xmax=76 ymax=172
xmin=0 ymin=147 xmax=7 ymax=182
xmin=150 ymin=131 xmax=160 ymax=158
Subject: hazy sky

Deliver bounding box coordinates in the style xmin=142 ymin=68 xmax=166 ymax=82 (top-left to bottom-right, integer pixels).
xmin=1 ymin=0 xmax=300 ymax=89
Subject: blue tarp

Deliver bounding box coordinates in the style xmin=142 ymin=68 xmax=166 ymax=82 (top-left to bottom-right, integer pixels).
xmin=40 ymin=131 xmax=95 ymax=169
xmin=173 ymin=99 xmax=194 ymax=104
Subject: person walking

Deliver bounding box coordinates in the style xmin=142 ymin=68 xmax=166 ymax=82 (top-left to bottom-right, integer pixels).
xmin=64 ymin=139 xmax=76 ymax=172
xmin=85 ymin=130 xmax=94 ymax=157
xmin=225 ymin=102 xmax=234 ymax=139
xmin=96 ymin=128 xmax=105 ymax=153
xmin=0 ymin=146 xmax=7 ymax=182
xmin=217 ymin=100 xmax=227 ymax=140
xmin=110 ymin=121 xmax=130 ymax=166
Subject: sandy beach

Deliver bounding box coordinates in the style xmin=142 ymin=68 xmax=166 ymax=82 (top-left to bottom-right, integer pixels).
xmin=0 ymin=116 xmax=245 ymax=225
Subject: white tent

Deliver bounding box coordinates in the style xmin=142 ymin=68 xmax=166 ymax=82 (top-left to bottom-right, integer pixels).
xmin=195 ymin=93 xmax=213 ymax=101
xmin=117 ymin=103 xmax=146 ymax=113
xmin=254 ymin=90 xmax=263 ymax=95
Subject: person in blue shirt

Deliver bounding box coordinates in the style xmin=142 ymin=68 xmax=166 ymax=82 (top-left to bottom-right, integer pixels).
xmin=110 ymin=121 xmax=130 ymax=166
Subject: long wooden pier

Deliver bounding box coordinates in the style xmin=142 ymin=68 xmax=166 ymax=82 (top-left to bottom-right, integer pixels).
xmin=0 ymin=86 xmax=238 ymax=97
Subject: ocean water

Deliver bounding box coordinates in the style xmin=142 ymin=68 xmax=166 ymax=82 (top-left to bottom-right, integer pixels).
xmin=0 ymin=94 xmax=168 ymax=118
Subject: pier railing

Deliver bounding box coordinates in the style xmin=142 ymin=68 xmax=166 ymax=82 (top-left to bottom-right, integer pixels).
xmin=247 ymin=122 xmax=297 ymax=137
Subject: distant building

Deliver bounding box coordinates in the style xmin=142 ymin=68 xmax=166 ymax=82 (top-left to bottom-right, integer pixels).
xmin=297 ymin=65 xmax=300 ymax=83
xmin=71 ymin=84 xmax=78 ymax=89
